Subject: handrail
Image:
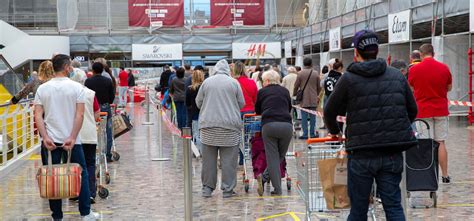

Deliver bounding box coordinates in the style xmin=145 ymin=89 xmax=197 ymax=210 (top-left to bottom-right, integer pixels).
xmin=0 ymin=98 xmax=34 ymax=108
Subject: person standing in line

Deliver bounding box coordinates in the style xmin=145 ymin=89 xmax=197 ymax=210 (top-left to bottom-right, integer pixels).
xmin=281 ymin=66 xmax=298 ymax=98
xmin=71 ymin=75 xmax=100 ymax=204
xmin=293 ymin=57 xmax=321 ymax=139
xmin=117 ymin=67 xmax=129 ymax=108
xmin=407 ymin=50 xmax=422 ymax=79
xmin=170 ymin=67 xmax=187 ymax=129
xmin=85 ymin=62 xmax=115 ymax=162
xmin=255 ymin=70 xmax=293 ymax=196
xmin=391 ymin=60 xmax=408 ymax=77
xmin=71 ymin=60 xmax=87 ymax=85
xmin=94 ymin=58 xmax=116 ymax=91
xmin=251 ymin=66 xmax=264 ymax=90
xmin=185 ymin=69 xmax=205 ymax=153
xmin=127 ymin=69 xmax=136 ymax=104
xmin=323 ymin=59 xmax=343 ymax=106
xmin=185 ymin=65 xmax=204 ymax=127
xmin=409 ymin=43 xmax=452 ymax=183
xmin=325 ymin=30 xmax=418 ymax=220
xmin=196 ymin=59 xmax=245 ymax=198
xmin=233 ymin=61 xmax=258 ymax=166
xmin=35 ymin=54 xmax=98 ymax=220
xmin=11 ymin=61 xmax=55 ymax=104
xmin=184 ymin=64 xmax=193 ymax=78
xmin=159 ymin=65 xmax=173 ymax=97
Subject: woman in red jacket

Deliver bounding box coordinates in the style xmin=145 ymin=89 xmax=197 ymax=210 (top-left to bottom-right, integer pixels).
xmin=233 ymin=61 xmax=258 ymax=166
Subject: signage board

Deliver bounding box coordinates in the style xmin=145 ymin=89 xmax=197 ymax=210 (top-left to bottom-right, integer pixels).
xmin=132 ymin=44 xmax=183 ymax=61
xmin=128 ymin=0 xmax=184 ymax=27
xmin=232 ymin=42 xmax=282 ymax=59
xmin=329 ymin=27 xmax=341 ymax=51
xmin=210 ymin=0 xmax=264 ymax=26
xmin=285 ymin=41 xmax=292 ymax=58
xmin=388 ymin=10 xmax=411 ymax=43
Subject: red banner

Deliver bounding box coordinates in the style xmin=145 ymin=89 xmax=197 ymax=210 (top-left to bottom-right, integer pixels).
xmin=128 ymin=0 xmax=184 ymax=27
xmin=210 ymin=0 xmax=265 ymax=26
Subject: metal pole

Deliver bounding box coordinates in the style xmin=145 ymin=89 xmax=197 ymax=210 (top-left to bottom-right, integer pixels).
xmin=182 ymin=127 xmax=193 ymax=221
xmin=401 ymin=151 xmax=408 ymax=220
xmin=142 ymin=84 xmax=153 ymax=125
xmin=152 ymin=102 xmax=170 ymax=161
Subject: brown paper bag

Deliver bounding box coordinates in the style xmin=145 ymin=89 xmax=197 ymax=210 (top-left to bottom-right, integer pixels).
xmin=317 ymin=158 xmax=351 ymax=209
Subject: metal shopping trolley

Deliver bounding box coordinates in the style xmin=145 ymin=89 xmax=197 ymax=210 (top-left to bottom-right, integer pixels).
xmin=241 ymin=114 xmax=261 ymax=192
xmin=296 ymin=137 xmax=378 ymax=221
xmin=96 ymin=112 xmax=110 ymax=199
xmin=241 ymin=114 xmax=292 ymax=193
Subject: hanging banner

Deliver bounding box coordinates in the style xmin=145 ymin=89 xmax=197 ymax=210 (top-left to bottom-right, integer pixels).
xmin=132 ymin=44 xmax=183 ymax=61
xmin=128 ymin=0 xmax=184 ymax=27
xmin=232 ymin=42 xmax=281 ymax=59
xmin=285 ymin=41 xmax=292 ymax=58
xmin=471 ymin=0 xmax=474 ymax=32
xmin=329 ymin=27 xmax=341 ymax=51
xmin=388 ymin=10 xmax=410 ymax=43
xmin=210 ymin=0 xmax=265 ymax=26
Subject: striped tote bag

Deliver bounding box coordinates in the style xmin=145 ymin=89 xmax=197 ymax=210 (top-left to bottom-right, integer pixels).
xmin=36 ymin=150 xmax=82 ymax=199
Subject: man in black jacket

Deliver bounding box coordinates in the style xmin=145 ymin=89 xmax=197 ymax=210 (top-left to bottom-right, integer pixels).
xmin=324 ymin=30 xmax=418 ymax=221
xmin=159 ymin=65 xmax=173 ymax=96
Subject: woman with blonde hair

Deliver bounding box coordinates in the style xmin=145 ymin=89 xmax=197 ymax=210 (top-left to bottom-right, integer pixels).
xmin=185 ymin=69 xmax=205 ymax=152
xmin=11 ymin=60 xmax=54 ymax=104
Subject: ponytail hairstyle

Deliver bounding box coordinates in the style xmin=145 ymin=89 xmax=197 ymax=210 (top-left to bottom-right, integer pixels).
xmin=333 ymin=58 xmax=344 ymax=71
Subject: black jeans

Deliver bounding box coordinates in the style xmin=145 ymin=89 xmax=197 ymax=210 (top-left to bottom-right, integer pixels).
xmin=347 ymin=153 xmax=405 ymax=221
xmin=82 ymin=143 xmax=97 ymax=198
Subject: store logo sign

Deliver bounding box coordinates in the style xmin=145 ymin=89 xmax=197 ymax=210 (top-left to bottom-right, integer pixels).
xmin=388 ymin=10 xmax=410 ymax=43
xmin=247 ymin=44 xmax=267 ymax=57
xmin=132 ymin=44 xmax=183 ymax=61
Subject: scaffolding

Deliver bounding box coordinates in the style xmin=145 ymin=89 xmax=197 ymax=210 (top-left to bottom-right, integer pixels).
xmin=284 ymin=0 xmax=473 ymax=123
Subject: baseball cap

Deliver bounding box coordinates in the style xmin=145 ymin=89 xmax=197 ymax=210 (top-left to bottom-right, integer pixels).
xmin=352 ymin=30 xmax=379 ymax=52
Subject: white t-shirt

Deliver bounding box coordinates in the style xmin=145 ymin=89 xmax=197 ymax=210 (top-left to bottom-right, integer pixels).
xmin=80 ymin=88 xmax=98 ymax=144
xmin=34 ymin=77 xmax=86 ymax=144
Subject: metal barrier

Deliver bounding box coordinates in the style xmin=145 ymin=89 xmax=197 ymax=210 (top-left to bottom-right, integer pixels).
xmin=0 ymin=99 xmax=40 ymax=175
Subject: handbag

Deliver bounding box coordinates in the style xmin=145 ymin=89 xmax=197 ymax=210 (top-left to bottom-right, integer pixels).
xmin=317 ymin=157 xmax=351 ymax=209
xmin=37 ymin=150 xmax=82 ymax=199
xmin=295 ymin=70 xmax=313 ymax=104
xmin=112 ymin=113 xmax=133 ymax=138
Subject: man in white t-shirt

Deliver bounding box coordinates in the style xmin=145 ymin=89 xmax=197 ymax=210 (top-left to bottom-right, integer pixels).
xmin=35 ymin=54 xmax=98 ymax=220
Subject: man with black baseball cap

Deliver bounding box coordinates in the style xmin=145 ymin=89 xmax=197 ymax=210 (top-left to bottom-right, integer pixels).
xmin=324 ymin=30 xmax=418 ymax=220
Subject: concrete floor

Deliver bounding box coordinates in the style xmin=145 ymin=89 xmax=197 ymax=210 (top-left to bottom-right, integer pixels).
xmin=1 ymin=104 xmax=474 ymax=220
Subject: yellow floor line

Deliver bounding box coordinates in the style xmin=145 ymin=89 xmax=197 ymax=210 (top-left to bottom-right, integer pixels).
xmin=30 ymin=211 xmax=113 ymax=216
xmin=28 ymin=154 xmax=41 ymax=160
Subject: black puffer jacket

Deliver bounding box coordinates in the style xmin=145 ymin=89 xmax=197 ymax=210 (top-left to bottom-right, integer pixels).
xmin=324 ymin=58 xmax=418 ymax=154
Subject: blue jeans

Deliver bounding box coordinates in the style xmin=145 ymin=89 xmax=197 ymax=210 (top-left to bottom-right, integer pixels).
xmin=175 ymin=101 xmax=187 ymax=129
xmin=100 ymin=104 xmax=113 ymax=159
xmin=347 ymin=153 xmax=405 ymax=221
xmin=301 ymin=107 xmax=316 ymax=137
xmin=41 ymin=144 xmax=91 ymax=219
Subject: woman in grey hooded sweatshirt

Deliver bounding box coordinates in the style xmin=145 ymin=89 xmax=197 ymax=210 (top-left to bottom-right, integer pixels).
xmin=196 ymin=59 xmax=245 ymax=198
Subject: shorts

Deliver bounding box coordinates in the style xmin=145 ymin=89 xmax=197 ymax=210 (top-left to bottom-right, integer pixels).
xmin=420 ymin=117 xmax=448 ymax=141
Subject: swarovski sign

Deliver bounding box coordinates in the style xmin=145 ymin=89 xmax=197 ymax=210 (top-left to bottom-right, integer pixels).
xmin=388 ymin=10 xmax=410 ymax=43
xmin=132 ymin=44 xmax=183 ymax=61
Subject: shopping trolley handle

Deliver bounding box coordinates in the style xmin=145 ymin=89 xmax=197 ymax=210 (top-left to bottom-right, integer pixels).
xmin=306 ymin=136 xmax=345 ymax=144
xmin=243 ymin=113 xmax=259 ymax=118
xmin=99 ymin=112 xmax=108 ymax=117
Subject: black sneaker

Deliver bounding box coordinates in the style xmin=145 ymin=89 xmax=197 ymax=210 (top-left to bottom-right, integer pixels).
xmin=69 ymin=197 xmax=79 ymax=202
xmin=90 ymin=197 xmax=96 ymax=204
xmin=442 ymin=176 xmax=451 ymax=184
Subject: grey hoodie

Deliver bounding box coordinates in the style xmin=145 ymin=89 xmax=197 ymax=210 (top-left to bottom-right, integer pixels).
xmin=196 ymin=59 xmax=245 ymax=132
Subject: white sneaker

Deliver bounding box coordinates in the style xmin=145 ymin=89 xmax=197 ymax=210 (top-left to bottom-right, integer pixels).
xmin=82 ymin=211 xmax=99 ymax=220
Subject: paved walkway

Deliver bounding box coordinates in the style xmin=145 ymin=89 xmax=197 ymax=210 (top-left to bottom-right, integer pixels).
xmin=1 ymin=104 xmax=474 ymax=220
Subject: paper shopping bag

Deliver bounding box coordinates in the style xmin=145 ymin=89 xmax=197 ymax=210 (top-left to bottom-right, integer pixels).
xmin=317 ymin=158 xmax=350 ymax=209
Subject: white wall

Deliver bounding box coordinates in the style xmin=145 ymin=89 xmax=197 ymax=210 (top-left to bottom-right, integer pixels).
xmin=0 ymin=20 xmax=70 ymax=68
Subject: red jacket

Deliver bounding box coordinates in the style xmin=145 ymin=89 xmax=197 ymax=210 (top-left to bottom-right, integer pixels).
xmin=237 ymin=76 xmax=258 ymax=113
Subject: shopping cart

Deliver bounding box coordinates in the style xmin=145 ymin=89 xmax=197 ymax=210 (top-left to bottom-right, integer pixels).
xmin=241 ymin=114 xmax=261 ymax=192
xmin=296 ymin=137 xmax=378 ymax=221
xmin=241 ymin=114 xmax=292 ymax=193
xmin=96 ymin=112 xmax=110 ymax=199
xmin=110 ymin=104 xmax=121 ymax=161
